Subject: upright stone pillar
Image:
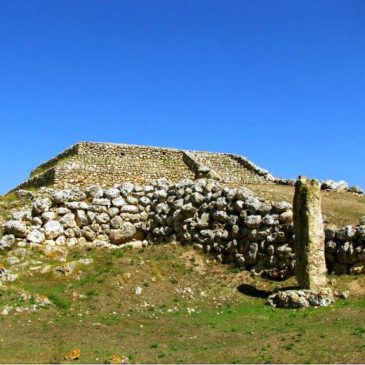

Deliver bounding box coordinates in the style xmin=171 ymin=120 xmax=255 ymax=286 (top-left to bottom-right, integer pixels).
xmin=293 ymin=176 xmax=327 ymax=290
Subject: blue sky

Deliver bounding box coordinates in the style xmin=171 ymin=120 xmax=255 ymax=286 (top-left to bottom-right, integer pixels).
xmin=0 ymin=0 xmax=364 ymax=194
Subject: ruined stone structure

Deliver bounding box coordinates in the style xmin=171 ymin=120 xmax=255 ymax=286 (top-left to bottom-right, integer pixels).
xmin=2 ymin=178 xmax=365 ymax=279
xmin=13 ymin=142 xmax=276 ymax=191
xmin=293 ymin=177 xmax=328 ymax=290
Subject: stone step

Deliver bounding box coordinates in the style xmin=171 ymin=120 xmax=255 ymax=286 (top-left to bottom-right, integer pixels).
xmin=192 ymin=152 xmax=270 ymax=186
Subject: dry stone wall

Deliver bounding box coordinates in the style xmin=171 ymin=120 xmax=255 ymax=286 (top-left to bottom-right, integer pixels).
xmin=12 ymin=142 xmax=276 ymax=192
xmin=2 ymin=178 xmax=365 ymax=277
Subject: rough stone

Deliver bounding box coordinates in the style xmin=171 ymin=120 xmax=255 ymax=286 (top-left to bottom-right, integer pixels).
xmin=349 ymin=262 xmax=365 ymax=275
xmin=293 ymin=177 xmax=327 ymax=290
xmin=244 ymin=215 xmax=262 ymax=229
xmin=120 ymin=182 xmax=135 ymax=195
xmin=121 ymin=205 xmax=139 ymax=213
xmin=273 ymin=201 xmax=292 ymax=213
xmin=41 ymin=211 xmax=57 ymax=221
xmin=104 ymin=188 xmax=120 ymax=199
xmin=59 ymin=213 xmax=77 ymax=228
xmin=4 ymin=220 xmax=27 ymax=238
xmin=26 ymin=229 xmax=45 ymax=244
xmin=111 ymin=196 xmax=126 ymax=208
xmin=65 ymin=201 xmax=89 ymax=210
xmin=52 ymin=189 xmax=86 ymax=204
xmin=109 ymin=223 xmax=137 ymax=245
xmin=33 ymin=198 xmax=53 ymax=214
xmin=75 ymin=210 xmax=88 ymax=227
xmin=92 ymin=198 xmax=111 ymax=207
xmin=0 ymin=235 xmax=15 ymax=249
xmin=279 ymin=210 xmax=293 ymax=224
xmin=139 ymin=196 xmax=151 ymax=206
xmin=95 ymin=213 xmax=110 ymax=224
xmin=81 ymin=226 xmax=97 ymax=241
xmin=85 ymin=184 xmax=104 ymax=199
xmin=267 ymin=288 xmax=334 ymax=308
xmin=44 ymin=220 xmax=64 ymax=240
xmin=336 ymin=225 xmax=356 ymax=241
xmin=11 ymin=210 xmax=31 ymax=221
xmin=348 ymin=186 xmax=364 ymax=194
xmin=191 ymin=192 xmax=205 ymax=206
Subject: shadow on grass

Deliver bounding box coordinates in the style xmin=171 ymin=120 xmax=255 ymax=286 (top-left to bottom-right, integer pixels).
xmin=237 ymin=284 xmax=301 ymax=298
xmin=237 ymin=284 xmax=272 ymax=299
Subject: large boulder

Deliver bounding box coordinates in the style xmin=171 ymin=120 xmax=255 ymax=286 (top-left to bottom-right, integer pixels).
xmin=273 ymin=201 xmax=292 ymax=213
xmin=95 ymin=213 xmax=110 ymax=224
xmin=44 ymin=220 xmax=64 ymax=239
xmin=52 ymin=189 xmax=86 ymax=204
xmin=111 ymin=197 xmax=126 ymax=208
xmin=59 ymin=213 xmax=77 ymax=228
xmin=322 ymin=180 xmax=349 ymax=192
xmin=244 ymin=215 xmax=262 ymax=229
xmin=104 ymin=188 xmax=120 ymax=200
xmin=11 ymin=210 xmax=32 ymax=221
xmin=110 ymin=216 xmax=123 ymax=229
xmin=33 ymin=198 xmax=53 ymax=214
xmin=81 ymin=226 xmax=97 ymax=241
xmin=85 ymin=185 xmax=103 ymax=199
xmin=4 ymin=220 xmax=27 ymax=238
xmin=109 ymin=223 xmax=137 ymax=245
xmin=336 ymin=225 xmax=357 ymax=241
xmin=26 ymin=229 xmax=45 ymax=244
xmin=119 ymin=182 xmax=135 ymax=195
xmin=75 ymin=210 xmax=89 ymax=227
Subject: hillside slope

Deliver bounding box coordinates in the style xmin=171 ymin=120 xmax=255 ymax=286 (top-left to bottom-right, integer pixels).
xmin=0 ymin=184 xmax=365 ymax=363
xmin=0 ymin=244 xmax=364 ymax=363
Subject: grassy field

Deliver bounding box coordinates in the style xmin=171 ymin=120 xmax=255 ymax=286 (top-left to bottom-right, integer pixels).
xmin=1 ymin=244 xmax=365 ymax=364
xmin=0 ymin=186 xmax=365 ymax=363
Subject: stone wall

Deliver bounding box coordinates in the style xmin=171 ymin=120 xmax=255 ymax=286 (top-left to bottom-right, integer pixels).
xmin=12 ymin=142 xmax=275 ymax=192
xmin=2 ymin=179 xmax=365 ymax=277
xmin=53 ymin=143 xmax=196 ymax=188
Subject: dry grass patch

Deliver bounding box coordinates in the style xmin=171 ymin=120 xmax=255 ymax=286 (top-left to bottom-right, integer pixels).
xmin=251 ymin=183 xmax=365 ymax=226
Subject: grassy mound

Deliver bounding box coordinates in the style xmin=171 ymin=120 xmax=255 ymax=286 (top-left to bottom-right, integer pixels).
xmin=0 ymin=244 xmax=365 ymax=363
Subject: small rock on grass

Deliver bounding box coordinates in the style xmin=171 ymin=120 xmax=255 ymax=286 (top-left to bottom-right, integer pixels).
xmin=64 ymin=348 xmax=80 ymax=361
xmin=104 ymin=355 xmax=130 ymax=364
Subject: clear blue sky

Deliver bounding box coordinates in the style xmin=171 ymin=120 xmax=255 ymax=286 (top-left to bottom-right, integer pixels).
xmin=0 ymin=0 xmax=364 ymax=194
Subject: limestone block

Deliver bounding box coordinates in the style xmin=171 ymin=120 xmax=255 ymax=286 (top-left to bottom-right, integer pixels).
xmin=293 ymin=176 xmax=327 ymax=290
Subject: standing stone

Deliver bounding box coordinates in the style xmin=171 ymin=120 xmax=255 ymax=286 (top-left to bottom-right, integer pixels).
xmin=293 ymin=176 xmax=327 ymax=289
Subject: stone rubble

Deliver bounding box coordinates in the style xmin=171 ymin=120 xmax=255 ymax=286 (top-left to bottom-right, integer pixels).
xmin=266 ymin=287 xmax=335 ymax=308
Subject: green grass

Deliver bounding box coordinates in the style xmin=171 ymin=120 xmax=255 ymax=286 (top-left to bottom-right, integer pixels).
xmin=47 ymin=292 xmax=71 ymax=309
xmin=30 ymin=154 xmax=75 ymax=178
xmin=0 ymin=244 xmax=365 ymax=363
